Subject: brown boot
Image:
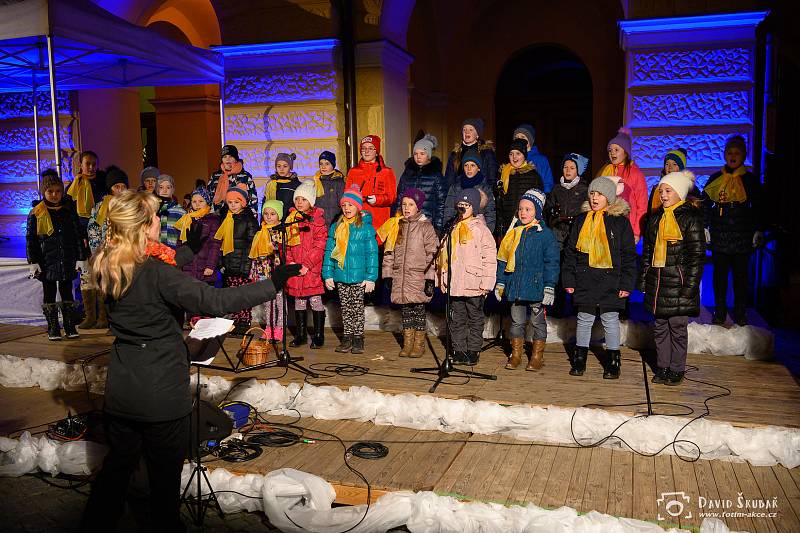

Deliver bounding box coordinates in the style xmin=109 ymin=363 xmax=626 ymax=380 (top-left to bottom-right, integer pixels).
xmin=94 ymin=297 xmax=108 ymax=330
xmin=506 ymin=338 xmax=524 ymax=369
xmin=409 ymin=330 xmax=427 ymax=358
xmin=527 ymin=339 xmax=546 ymax=371
xmin=77 ymin=289 xmax=96 ymax=329
xmin=399 ymin=329 xmax=415 ymax=357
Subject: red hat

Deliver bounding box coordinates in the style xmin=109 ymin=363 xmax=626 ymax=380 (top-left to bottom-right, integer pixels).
xmin=360 ymin=135 xmax=381 ymax=155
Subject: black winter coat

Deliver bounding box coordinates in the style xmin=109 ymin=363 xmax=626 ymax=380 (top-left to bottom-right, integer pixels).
xmin=701 ymin=168 xmax=762 ymax=255
xmin=497 ymin=166 xmax=544 ymax=236
xmin=26 ymin=201 xmax=89 ymax=282
xmin=105 ymin=247 xmax=277 ymax=422
xmin=546 ymin=179 xmax=590 ymax=248
xmin=219 ymin=210 xmax=258 ymax=277
xmin=639 ymin=202 xmax=706 ymax=318
xmin=394 ymin=157 xmax=447 ymax=232
xmin=316 ymin=171 xmax=346 ymax=228
xmin=562 ymin=200 xmax=637 ymax=313
xmin=444 ymin=141 xmax=499 ymax=190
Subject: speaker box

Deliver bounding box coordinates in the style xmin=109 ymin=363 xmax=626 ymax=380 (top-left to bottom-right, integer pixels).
xmin=188 ymin=400 xmax=233 ymax=454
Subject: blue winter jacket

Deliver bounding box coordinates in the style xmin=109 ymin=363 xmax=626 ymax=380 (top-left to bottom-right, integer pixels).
xmin=495 ymin=222 xmax=560 ymax=302
xmin=393 ymin=157 xmax=447 ymax=233
xmin=322 ymin=211 xmax=379 ymax=284
xmin=527 ymin=146 xmax=554 ymax=193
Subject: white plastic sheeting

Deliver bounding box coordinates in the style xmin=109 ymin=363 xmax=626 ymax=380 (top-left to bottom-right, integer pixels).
xmin=0 ymin=431 xmax=106 ymax=477
xmin=0 ymin=353 xmax=106 ymax=393
xmin=182 ymin=466 xmax=740 ymax=533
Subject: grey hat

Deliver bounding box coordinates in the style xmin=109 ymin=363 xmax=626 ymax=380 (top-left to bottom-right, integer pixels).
xmin=462 ymin=118 xmax=485 ymax=138
xmin=413 ymin=133 xmax=438 ymax=159
xmin=275 ymin=152 xmax=296 ymax=171
xmin=140 ymin=166 xmax=160 ymax=185
xmin=588 ymin=177 xmax=617 ymax=205
xmin=157 ymin=173 xmax=175 ymax=189
xmin=458 ymin=187 xmax=482 ymax=213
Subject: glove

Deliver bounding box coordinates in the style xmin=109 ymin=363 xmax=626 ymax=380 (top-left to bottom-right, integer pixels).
xmin=424 ymin=279 xmax=434 ymax=297
xmin=542 ymin=286 xmax=555 ymax=306
xmin=362 ymin=280 xmax=376 ymax=293
xmin=325 ymin=278 xmax=335 ymax=291
xmin=704 ymin=228 xmax=711 ymax=244
xmin=271 ymin=264 xmax=302 ymax=292
xmin=28 ymin=263 xmax=41 ymax=279
xmin=185 ymin=221 xmax=207 ymax=255
xmin=76 ymin=260 xmax=88 ymax=273
xmin=753 ymin=231 xmax=765 ymax=248
xmin=494 ymin=284 xmax=505 ymax=302
xmin=385 ymin=278 xmax=392 ymax=292
xmin=366 ymin=195 xmax=377 ymax=205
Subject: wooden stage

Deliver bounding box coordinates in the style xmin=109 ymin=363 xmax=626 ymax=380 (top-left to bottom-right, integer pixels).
xmin=1 ymin=323 xmax=799 ymax=531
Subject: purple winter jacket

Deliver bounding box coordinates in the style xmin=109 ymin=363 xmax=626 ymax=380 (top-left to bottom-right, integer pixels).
xmin=180 ymin=213 xmax=222 ymax=283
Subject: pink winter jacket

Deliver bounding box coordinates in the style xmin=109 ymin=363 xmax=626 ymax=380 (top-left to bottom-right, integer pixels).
xmin=285 ymin=206 xmax=327 ymax=297
xmin=438 ymin=216 xmax=497 ymax=297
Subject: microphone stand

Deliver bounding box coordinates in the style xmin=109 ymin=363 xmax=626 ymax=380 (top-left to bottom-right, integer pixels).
xmin=412 ymin=213 xmax=496 ymax=393
xmin=482 ymin=180 xmax=509 ymax=352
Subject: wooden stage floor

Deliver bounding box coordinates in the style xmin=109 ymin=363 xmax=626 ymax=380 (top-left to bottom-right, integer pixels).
xmin=1 ymin=324 xmax=799 ymax=531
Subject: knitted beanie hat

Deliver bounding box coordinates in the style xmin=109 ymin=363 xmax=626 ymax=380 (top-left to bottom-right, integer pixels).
xmin=156 ymin=173 xmax=174 ymax=189
xmin=725 ymin=135 xmax=747 ymax=154
xmin=509 ymin=138 xmax=529 ymax=157
xmin=664 ymin=148 xmax=688 ymax=171
xmin=275 ymin=152 xmax=296 ymax=171
xmin=319 ymin=150 xmax=336 ymax=168
xmin=513 ymin=124 xmax=535 ymax=147
xmin=293 ymin=179 xmax=317 ymax=206
xmin=659 ymin=171 xmax=696 ymax=201
xmin=462 ymin=118 xmax=485 ymax=138
xmin=225 ymin=184 xmax=249 ymax=204
xmin=401 ymin=188 xmax=426 ymax=210
xmin=221 ymin=144 xmax=240 ymax=161
xmin=589 ymin=177 xmax=617 ymax=205
xmin=462 ymin=153 xmax=482 ymax=169
xmin=458 ymin=187 xmax=482 ymax=213
xmin=413 ymin=134 xmax=438 ymax=160
xmin=607 ymin=129 xmax=632 ymax=157
xmin=520 ymin=188 xmax=546 ymax=221
xmin=191 ymin=187 xmax=211 ymax=206
xmin=561 ymin=153 xmax=589 ymax=176
xmin=140 ymin=166 xmax=160 ymax=186
xmin=105 ymin=166 xmax=128 ymax=192
xmin=340 ymin=184 xmax=364 ymax=210
xmin=262 ymin=199 xmax=284 ymax=219
xmin=360 ymin=135 xmax=381 ymax=155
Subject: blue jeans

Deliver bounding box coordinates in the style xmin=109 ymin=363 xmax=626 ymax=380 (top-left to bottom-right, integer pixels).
xmin=510 ymin=302 xmax=547 ymax=341
xmin=576 ymin=311 xmax=620 ymax=350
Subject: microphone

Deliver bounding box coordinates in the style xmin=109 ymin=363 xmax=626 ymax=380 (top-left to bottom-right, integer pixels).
xmin=300 ymin=212 xmax=314 ymax=222
xmin=457 ymin=206 xmax=466 ymax=214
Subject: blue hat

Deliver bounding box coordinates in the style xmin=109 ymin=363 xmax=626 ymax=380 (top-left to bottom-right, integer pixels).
xmin=664 ymin=148 xmax=687 ymax=171
xmin=562 ymin=153 xmax=589 ymax=176
xmin=462 ymin=118 xmax=485 ymax=138
xmin=520 ymin=188 xmax=546 ymax=221
xmin=462 ymin=153 xmax=482 ymax=169
xmin=319 ymin=150 xmax=336 ymax=168
xmin=191 ymin=187 xmax=211 ymax=206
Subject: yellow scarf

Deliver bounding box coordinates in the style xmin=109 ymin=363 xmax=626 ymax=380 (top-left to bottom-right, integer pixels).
xmin=94 ymin=195 xmax=114 ymax=228
xmin=264 ymin=176 xmax=293 ymax=201
xmin=66 ymin=174 xmax=95 ymax=218
xmin=249 ymin=222 xmax=278 ymax=259
xmin=330 ymin=215 xmax=357 ymax=268
xmin=703 ymin=166 xmax=747 ymax=204
xmin=214 ymin=210 xmax=238 ymax=256
xmin=576 ymin=209 xmax=613 ymax=268
xmin=377 ymin=213 xmax=403 ymax=252
xmin=309 ymin=172 xmax=326 ymax=198
xmin=284 ymin=209 xmax=306 ymax=247
xmin=437 ymin=216 xmax=473 ymax=269
xmin=31 ymin=201 xmax=55 ymax=236
xmin=653 ymin=201 xmax=685 ymax=268
xmin=497 ymin=221 xmax=538 ymax=273
xmin=174 ymin=206 xmax=210 ymax=243
xmin=499 ymin=162 xmax=535 ymax=193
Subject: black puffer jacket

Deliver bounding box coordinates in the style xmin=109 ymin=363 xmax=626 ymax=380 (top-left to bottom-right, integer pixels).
xmin=562 ymin=199 xmax=637 ymax=313
xmin=219 ymin=210 xmax=258 ymax=277
xmin=497 ymin=165 xmax=544 ymax=236
xmin=444 ymin=141 xmax=499 ymax=190
xmin=639 ymin=202 xmax=706 ymax=318
xmin=105 ymin=247 xmax=277 ymax=422
xmin=701 ymin=168 xmax=762 ymax=255
xmin=546 ymin=179 xmax=590 ymax=248
xmin=394 ymin=157 xmax=447 ymax=232
xmin=26 ymin=200 xmax=89 ymax=282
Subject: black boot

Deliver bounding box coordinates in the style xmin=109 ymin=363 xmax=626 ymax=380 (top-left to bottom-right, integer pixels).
xmin=290 ymin=311 xmax=307 ymax=347
xmin=351 ymin=335 xmax=365 ymax=354
xmin=310 ymin=311 xmax=325 ymax=349
xmin=665 ymin=369 xmax=685 ymax=386
xmin=451 ymin=350 xmax=468 ymax=365
xmin=335 ymin=334 xmax=352 ymax=353
xmin=60 ymin=301 xmax=80 ymax=339
xmin=570 ymin=346 xmax=588 ymax=376
xmin=465 ymin=350 xmax=480 ymax=365
xmin=43 ymin=303 xmax=61 ymax=341
xmin=603 ymin=349 xmax=621 ymax=379
xmin=712 ymin=308 xmax=727 ymax=325
xmin=652 ymin=367 xmax=669 ymax=384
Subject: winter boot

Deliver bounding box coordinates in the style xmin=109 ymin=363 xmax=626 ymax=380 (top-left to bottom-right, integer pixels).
xmin=409 ymin=330 xmax=427 ymax=358
xmin=310 ymin=311 xmax=326 ymax=349
xmin=527 ymin=339 xmax=546 ymax=371
xmin=290 ymin=311 xmax=307 ymax=347
xmin=451 ymin=350 xmax=468 ymax=365
xmin=43 ymin=303 xmax=61 ymax=341
xmin=652 ymin=367 xmax=669 ymax=384
xmin=665 ymin=369 xmax=685 ymax=386
xmin=712 ymin=308 xmax=727 ymax=326
xmin=570 ymin=346 xmax=588 ymax=376
xmin=351 ymin=335 xmax=365 ymax=354
xmin=465 ymin=350 xmax=480 ymax=365
xmin=399 ymin=329 xmax=415 ymax=357
xmin=77 ymin=289 xmax=97 ymax=329
xmin=603 ymin=349 xmax=621 ymax=379
xmin=506 ymin=338 xmax=524 ymax=369
xmin=94 ymin=297 xmax=109 ymax=330
xmin=60 ymin=301 xmax=80 ymax=339
xmin=335 ymin=334 xmax=352 ymax=353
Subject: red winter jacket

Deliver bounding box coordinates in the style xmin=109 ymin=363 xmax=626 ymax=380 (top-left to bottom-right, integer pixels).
xmin=345 ymin=158 xmax=397 ymax=230
xmin=285 ymin=206 xmax=327 ymax=297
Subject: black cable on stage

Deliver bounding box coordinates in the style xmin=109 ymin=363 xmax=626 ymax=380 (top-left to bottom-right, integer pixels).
xmin=214 ymin=440 xmax=263 ymax=462
xmin=346 ymin=441 xmax=388 ymax=460
xmin=247 ymin=428 xmax=302 ymax=447
xmin=304 ymin=362 xmax=471 ymax=387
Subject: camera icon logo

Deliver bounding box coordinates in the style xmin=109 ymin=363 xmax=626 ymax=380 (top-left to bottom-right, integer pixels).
xmin=656 ymin=491 xmax=692 ymax=521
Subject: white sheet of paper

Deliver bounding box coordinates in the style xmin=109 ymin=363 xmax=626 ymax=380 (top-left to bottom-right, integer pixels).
xmin=188 ymin=318 xmax=234 ymax=340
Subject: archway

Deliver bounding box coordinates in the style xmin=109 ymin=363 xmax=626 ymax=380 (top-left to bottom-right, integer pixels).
xmin=494 ymin=45 xmax=593 ymax=176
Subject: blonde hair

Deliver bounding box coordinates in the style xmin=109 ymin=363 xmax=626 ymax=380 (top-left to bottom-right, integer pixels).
xmin=90 ymin=191 xmax=159 ymax=300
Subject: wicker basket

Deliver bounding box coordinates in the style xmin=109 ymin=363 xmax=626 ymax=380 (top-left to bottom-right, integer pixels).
xmin=239 ymin=327 xmax=274 ymax=366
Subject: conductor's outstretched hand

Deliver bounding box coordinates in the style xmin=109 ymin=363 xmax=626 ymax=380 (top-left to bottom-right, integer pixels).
xmin=186 ymin=222 xmax=208 ymax=255
xmin=271 ymin=264 xmax=302 ymax=292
